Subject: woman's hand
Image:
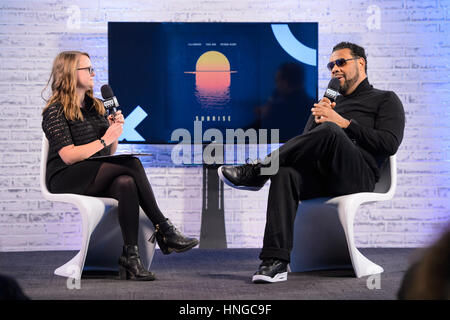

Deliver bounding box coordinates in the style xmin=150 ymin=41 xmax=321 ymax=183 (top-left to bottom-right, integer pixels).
xmin=102 ymin=122 xmax=123 ymax=146
xmin=107 ymin=110 xmax=125 ymax=126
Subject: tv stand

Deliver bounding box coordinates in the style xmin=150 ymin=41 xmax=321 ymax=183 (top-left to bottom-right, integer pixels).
xmin=199 ymin=163 xmax=227 ymax=249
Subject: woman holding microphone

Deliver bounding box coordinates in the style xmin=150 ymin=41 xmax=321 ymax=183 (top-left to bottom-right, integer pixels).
xmin=41 ymin=51 xmax=198 ymax=281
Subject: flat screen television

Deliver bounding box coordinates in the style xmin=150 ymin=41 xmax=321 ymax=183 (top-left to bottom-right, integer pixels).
xmin=108 ymin=22 xmax=318 ymax=144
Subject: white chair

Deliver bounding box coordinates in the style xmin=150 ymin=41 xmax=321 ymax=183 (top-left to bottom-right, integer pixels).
xmin=40 ymin=134 xmax=156 ymax=280
xmin=290 ymin=155 xmax=397 ymax=278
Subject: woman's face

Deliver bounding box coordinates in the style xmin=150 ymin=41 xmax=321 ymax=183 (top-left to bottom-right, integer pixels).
xmin=76 ymin=55 xmax=95 ymax=91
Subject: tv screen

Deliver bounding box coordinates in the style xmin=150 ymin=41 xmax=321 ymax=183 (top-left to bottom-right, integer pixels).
xmin=108 ymin=22 xmax=318 ymax=144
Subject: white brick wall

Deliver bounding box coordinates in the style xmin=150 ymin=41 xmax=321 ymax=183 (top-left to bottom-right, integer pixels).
xmin=0 ymin=0 xmax=449 ymax=251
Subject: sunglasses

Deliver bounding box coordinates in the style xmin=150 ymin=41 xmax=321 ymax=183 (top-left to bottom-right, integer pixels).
xmin=327 ymin=57 xmax=360 ymax=71
xmin=77 ymin=66 xmax=95 ymax=75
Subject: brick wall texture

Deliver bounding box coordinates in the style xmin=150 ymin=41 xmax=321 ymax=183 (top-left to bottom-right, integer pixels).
xmin=0 ymin=0 xmax=449 ymax=251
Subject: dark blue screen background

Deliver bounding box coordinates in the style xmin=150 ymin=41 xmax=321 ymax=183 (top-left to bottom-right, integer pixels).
xmin=108 ymin=22 xmax=318 ymax=143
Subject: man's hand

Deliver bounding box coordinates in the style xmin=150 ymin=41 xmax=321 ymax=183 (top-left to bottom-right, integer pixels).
xmin=313 ymin=97 xmax=334 ymax=120
xmin=311 ymin=98 xmax=350 ymax=128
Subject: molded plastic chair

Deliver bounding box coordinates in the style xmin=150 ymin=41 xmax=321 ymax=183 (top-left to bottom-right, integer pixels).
xmin=40 ymin=134 xmax=156 ymax=279
xmin=290 ymin=155 xmax=397 ymax=278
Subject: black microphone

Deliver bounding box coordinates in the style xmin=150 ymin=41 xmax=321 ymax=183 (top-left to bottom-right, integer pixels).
xmin=316 ymin=78 xmax=340 ymax=120
xmin=323 ymin=77 xmax=340 ymax=103
xmin=101 ymin=84 xmax=120 ymax=117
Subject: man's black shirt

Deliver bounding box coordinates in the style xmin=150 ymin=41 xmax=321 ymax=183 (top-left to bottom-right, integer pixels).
xmin=303 ymin=78 xmax=405 ymax=181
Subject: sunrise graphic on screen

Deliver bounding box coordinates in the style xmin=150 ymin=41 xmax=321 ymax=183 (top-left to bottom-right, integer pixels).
xmin=185 ymin=51 xmax=237 ymax=109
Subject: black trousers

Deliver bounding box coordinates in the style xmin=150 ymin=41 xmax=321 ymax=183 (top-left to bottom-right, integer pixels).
xmin=259 ymin=122 xmax=376 ymax=262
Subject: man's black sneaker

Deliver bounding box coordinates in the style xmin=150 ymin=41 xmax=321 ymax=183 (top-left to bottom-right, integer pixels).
xmin=252 ymin=258 xmax=288 ymax=283
xmin=218 ymin=159 xmax=270 ymax=191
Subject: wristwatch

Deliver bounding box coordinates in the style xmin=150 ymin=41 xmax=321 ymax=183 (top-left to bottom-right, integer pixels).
xmin=100 ymin=138 xmax=107 ymax=148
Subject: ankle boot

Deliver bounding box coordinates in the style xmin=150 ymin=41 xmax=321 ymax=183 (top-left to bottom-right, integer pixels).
xmin=149 ymin=219 xmax=199 ymax=255
xmin=118 ymin=245 xmax=156 ymax=281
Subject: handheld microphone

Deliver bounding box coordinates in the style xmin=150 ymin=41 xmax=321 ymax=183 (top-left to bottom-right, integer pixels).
xmin=101 ymin=84 xmax=119 ymax=116
xmin=323 ymin=77 xmax=340 ymax=103
xmin=316 ymin=78 xmax=340 ymax=120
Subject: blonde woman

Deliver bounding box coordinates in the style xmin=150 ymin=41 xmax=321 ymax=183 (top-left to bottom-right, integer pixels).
xmin=41 ymin=51 xmax=198 ymax=281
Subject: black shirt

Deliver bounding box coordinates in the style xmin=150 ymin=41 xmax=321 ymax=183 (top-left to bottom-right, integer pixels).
xmin=42 ymin=97 xmax=111 ymax=189
xmin=303 ymin=78 xmax=405 ymax=181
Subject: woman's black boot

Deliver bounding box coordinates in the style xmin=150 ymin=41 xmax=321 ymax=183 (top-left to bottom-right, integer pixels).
xmin=149 ymin=219 xmax=199 ymax=255
xmin=118 ymin=245 xmax=156 ymax=281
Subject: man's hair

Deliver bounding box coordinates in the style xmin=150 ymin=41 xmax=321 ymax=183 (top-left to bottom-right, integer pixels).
xmin=332 ymin=42 xmax=367 ymax=74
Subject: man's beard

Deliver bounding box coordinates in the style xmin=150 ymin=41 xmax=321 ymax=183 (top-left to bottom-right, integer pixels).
xmin=339 ymin=67 xmax=359 ymax=95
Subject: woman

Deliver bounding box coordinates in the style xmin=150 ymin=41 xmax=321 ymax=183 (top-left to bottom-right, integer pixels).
xmin=41 ymin=51 xmax=198 ymax=281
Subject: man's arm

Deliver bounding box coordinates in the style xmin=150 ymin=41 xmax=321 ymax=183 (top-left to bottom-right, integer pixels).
xmin=344 ymin=91 xmax=405 ymax=156
xmin=302 ymin=114 xmax=317 ymax=134
xmin=304 ymin=97 xmax=337 ymax=134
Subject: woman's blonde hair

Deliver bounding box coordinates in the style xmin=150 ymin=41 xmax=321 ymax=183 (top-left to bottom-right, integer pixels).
xmin=42 ymin=51 xmax=104 ymax=121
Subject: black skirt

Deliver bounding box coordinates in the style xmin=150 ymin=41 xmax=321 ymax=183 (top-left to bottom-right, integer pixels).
xmin=48 ymin=155 xmax=142 ymax=195
xmin=48 ymin=159 xmax=104 ymax=195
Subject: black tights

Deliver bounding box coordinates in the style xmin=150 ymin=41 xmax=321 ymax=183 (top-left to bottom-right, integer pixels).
xmin=84 ymin=157 xmax=166 ymax=246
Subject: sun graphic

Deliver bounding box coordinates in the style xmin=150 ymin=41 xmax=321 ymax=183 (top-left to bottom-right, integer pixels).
xmin=185 ymin=50 xmax=237 ymax=108
xmin=196 ymin=51 xmax=230 ymax=72
xmin=185 ymin=50 xmax=237 ymax=74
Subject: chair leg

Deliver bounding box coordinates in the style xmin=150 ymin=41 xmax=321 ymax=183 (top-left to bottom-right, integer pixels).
xmin=54 ymin=251 xmax=83 ymax=279
xmin=54 ymin=217 xmax=91 ymax=279
xmin=337 ymin=201 xmax=384 ymax=278
xmin=54 ymin=201 xmax=105 ymax=279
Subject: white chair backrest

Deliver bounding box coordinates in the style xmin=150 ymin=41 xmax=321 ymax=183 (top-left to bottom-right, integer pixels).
xmin=40 ymin=133 xmax=51 ymax=196
xmin=373 ymin=154 xmax=397 ymax=197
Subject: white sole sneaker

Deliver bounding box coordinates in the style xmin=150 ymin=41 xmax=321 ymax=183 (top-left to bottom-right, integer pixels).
xmin=217 ymin=166 xmax=263 ymax=191
xmin=252 ymin=272 xmax=288 ymax=283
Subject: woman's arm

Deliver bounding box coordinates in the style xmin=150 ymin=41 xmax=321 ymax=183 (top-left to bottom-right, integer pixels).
xmin=106 ymin=110 xmax=124 ymax=156
xmin=109 ymin=140 xmax=118 ymax=155
xmin=58 ymin=122 xmax=123 ymax=165
xmin=58 ymin=140 xmax=105 ymax=165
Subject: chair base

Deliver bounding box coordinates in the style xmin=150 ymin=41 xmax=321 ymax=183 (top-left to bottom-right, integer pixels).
xmin=290 ymin=199 xmax=383 ymax=278
xmin=54 ymin=252 xmax=83 ymax=278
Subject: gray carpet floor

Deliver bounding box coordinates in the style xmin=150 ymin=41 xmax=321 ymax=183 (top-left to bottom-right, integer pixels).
xmin=0 ymin=248 xmax=418 ymax=300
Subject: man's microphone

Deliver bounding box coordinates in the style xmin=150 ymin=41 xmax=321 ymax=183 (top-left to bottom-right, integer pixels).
xmin=101 ymin=84 xmax=120 ymax=118
xmin=317 ymin=78 xmax=340 ymax=120
xmin=324 ymin=77 xmax=340 ymax=103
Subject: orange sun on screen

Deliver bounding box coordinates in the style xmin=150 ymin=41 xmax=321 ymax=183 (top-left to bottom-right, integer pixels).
xmin=185 ymin=51 xmax=237 ymax=108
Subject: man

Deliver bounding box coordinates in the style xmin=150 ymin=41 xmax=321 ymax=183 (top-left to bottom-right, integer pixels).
xmin=218 ymin=42 xmax=405 ymax=283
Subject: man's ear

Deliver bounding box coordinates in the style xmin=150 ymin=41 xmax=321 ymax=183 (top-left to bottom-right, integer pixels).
xmin=359 ymin=58 xmax=366 ymax=72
